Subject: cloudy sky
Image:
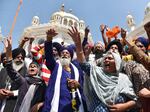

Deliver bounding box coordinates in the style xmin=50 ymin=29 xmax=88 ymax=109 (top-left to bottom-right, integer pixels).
xmin=0 ymin=0 xmax=149 ymax=51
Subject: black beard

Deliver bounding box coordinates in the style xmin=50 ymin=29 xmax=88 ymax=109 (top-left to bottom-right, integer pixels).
xmin=95 ymin=52 xmax=103 ymax=60
xmin=13 ymin=61 xmax=25 ymax=71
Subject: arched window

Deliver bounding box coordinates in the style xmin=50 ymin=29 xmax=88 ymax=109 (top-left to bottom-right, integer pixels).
xmin=63 ymin=19 xmax=68 ymax=25
xmin=80 ymin=23 xmax=83 ymax=28
xmin=54 ymin=16 xmax=56 ymax=20
xmin=69 ymin=20 xmax=73 ymax=26
xmin=74 ymin=22 xmax=78 ymax=28
xmin=56 ymin=16 xmax=59 ymax=20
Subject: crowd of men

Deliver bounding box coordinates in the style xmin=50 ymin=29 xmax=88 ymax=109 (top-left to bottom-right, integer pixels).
xmin=0 ymin=21 xmax=150 ymax=112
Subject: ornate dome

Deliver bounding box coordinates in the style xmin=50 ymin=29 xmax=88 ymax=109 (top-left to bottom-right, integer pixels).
xmin=51 ymin=11 xmax=79 ymax=21
xmin=79 ymin=20 xmax=85 ymax=23
xmin=126 ymin=14 xmax=134 ymax=19
xmin=32 ymin=16 xmax=40 ymax=26
xmin=145 ymin=2 xmax=150 ymax=15
xmin=50 ymin=4 xmax=79 ymax=22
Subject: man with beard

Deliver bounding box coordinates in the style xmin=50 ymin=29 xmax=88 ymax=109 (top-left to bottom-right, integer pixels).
xmin=42 ymin=29 xmax=87 ymax=112
xmin=93 ymin=41 xmax=105 ymax=66
xmin=4 ymin=38 xmax=46 ymax=112
xmin=0 ymin=53 xmax=14 ymax=110
xmin=0 ymin=47 xmax=28 ymax=112
xmin=12 ymin=48 xmax=27 ymax=76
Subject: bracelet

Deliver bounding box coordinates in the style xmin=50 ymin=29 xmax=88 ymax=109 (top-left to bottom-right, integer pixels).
xmin=79 ymin=51 xmax=83 ymax=54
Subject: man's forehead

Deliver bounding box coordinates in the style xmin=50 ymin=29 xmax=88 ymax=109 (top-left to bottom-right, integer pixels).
xmin=61 ymin=49 xmax=70 ymax=53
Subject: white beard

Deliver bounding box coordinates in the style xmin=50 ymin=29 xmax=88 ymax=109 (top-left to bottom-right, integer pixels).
xmin=13 ymin=61 xmax=25 ymax=72
xmin=60 ymin=57 xmax=71 ymax=66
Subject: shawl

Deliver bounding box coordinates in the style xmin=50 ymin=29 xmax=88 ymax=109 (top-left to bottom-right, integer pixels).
xmin=50 ymin=61 xmax=84 ymax=112
xmin=18 ymin=84 xmax=36 ymax=112
xmin=84 ymin=52 xmax=136 ymax=106
xmin=17 ymin=76 xmax=42 ymax=112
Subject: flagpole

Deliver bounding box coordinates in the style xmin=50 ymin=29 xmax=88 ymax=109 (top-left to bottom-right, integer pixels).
xmin=8 ymin=0 xmax=23 ymax=41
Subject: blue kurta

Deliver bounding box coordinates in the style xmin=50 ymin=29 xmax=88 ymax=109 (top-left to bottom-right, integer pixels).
xmin=42 ymin=41 xmax=87 ymax=112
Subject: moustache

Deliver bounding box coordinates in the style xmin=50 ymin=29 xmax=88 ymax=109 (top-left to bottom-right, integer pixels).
xmin=15 ymin=60 xmax=24 ymax=65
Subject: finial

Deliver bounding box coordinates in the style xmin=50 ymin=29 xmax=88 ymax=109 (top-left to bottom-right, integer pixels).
xmin=128 ymin=11 xmax=130 ymax=15
xmin=61 ymin=4 xmax=65 ymax=11
xmin=69 ymin=9 xmax=72 ymax=13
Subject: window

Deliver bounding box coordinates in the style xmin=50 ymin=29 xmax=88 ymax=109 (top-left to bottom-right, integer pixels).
xmin=63 ymin=19 xmax=68 ymax=25
xmin=74 ymin=22 xmax=78 ymax=27
xmin=69 ymin=20 xmax=73 ymax=26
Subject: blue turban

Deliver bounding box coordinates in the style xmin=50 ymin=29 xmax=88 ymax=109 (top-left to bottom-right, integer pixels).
xmin=60 ymin=46 xmax=74 ymax=59
xmin=136 ymin=37 xmax=149 ymax=48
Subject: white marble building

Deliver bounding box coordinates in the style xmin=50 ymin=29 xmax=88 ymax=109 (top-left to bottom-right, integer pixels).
xmin=21 ymin=4 xmax=93 ymax=48
xmin=126 ymin=2 xmax=150 ymax=41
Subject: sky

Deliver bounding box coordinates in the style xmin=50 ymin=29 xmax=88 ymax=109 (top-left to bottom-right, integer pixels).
xmin=0 ymin=0 xmax=150 ymax=51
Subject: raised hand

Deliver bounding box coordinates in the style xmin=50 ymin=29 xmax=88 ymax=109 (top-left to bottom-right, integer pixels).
xmin=100 ymin=24 xmax=106 ymax=32
xmin=121 ymin=28 xmax=126 ymax=39
xmin=4 ymin=38 xmax=12 ymax=61
xmin=68 ymin=26 xmax=85 ymax=63
xmin=68 ymin=26 xmax=81 ymax=46
xmin=85 ymin=26 xmax=90 ymax=37
xmin=46 ymin=29 xmax=58 ymax=41
xmin=144 ymin=22 xmax=150 ymax=41
xmin=19 ymin=37 xmax=31 ymax=48
xmin=144 ymin=22 xmax=150 ymax=33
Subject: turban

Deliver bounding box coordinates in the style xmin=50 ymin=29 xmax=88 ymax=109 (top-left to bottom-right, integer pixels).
xmin=53 ymin=42 xmax=62 ymax=52
xmin=94 ymin=41 xmax=104 ymax=50
xmin=106 ymin=40 xmax=123 ymax=54
xmin=135 ymin=37 xmax=149 ymax=49
xmin=60 ymin=46 xmax=74 ymax=59
xmin=12 ymin=48 xmax=26 ymax=59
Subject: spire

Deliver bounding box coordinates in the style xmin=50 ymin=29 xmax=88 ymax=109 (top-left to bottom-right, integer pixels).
xmin=126 ymin=12 xmax=136 ymax=31
xmin=60 ymin=4 xmax=65 ymax=12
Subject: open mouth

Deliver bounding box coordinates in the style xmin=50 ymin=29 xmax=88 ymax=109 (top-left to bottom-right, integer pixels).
xmin=62 ymin=57 xmax=68 ymax=59
xmin=105 ymin=63 xmax=110 ymax=67
xmin=30 ymin=69 xmax=35 ymax=72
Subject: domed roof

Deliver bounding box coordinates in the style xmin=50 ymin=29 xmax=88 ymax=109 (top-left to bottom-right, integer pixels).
xmin=145 ymin=2 xmax=150 ymax=15
xmin=33 ymin=16 xmax=39 ymax=19
xmin=126 ymin=14 xmax=133 ymax=19
xmin=79 ymin=20 xmax=85 ymax=23
xmin=51 ymin=4 xmax=79 ymax=21
xmin=52 ymin=11 xmax=79 ymax=21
